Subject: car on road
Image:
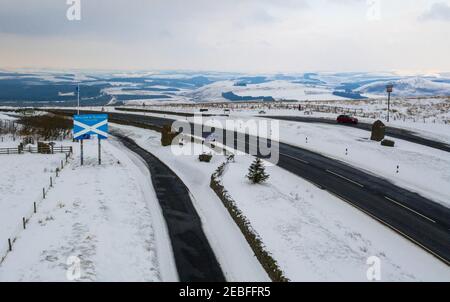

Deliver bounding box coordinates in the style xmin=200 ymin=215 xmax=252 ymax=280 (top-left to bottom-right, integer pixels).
xmin=337 ymin=115 xmax=358 ymax=124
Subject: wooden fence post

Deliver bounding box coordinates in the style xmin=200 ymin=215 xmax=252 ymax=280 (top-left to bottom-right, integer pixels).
xmin=8 ymin=238 xmax=12 ymax=252
xmin=43 ymin=188 xmax=45 ymax=199
xmin=22 ymin=217 xmax=26 ymax=230
xmin=34 ymin=202 xmax=37 ymax=214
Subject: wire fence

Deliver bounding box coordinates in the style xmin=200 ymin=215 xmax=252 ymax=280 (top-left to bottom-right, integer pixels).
xmin=0 ymin=149 xmax=74 ymax=265
xmin=0 ymin=146 xmax=73 ymax=155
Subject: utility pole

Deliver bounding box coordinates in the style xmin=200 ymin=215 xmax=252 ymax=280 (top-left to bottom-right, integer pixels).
xmin=386 ymin=84 xmax=393 ymax=123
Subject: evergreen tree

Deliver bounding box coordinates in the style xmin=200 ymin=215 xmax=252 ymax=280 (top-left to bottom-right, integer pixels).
xmin=247 ymin=158 xmax=269 ymax=184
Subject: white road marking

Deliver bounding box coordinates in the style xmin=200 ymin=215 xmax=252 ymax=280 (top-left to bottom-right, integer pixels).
xmin=279 ymin=153 xmax=310 ymax=164
xmin=384 ymin=196 xmax=436 ymax=224
xmin=328 ymin=191 xmax=449 ymax=266
xmin=326 ymin=170 xmax=364 ymax=188
xmin=245 ymin=141 xmax=310 ymax=164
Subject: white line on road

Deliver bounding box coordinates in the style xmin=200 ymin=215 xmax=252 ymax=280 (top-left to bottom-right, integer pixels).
xmin=245 ymin=141 xmax=310 ymax=164
xmin=326 ymin=170 xmax=364 ymax=188
xmin=384 ymin=196 xmax=436 ymax=224
xmin=328 ymin=191 xmax=449 ymax=266
xmin=279 ymin=153 xmax=310 ymax=164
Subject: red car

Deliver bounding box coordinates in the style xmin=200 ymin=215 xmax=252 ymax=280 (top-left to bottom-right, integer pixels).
xmin=337 ymin=115 xmax=358 ymax=124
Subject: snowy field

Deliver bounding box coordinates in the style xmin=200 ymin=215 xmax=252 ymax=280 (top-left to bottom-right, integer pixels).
xmin=82 ymin=95 xmax=450 ymax=144
xmin=0 ymin=137 xmax=69 ymax=251
xmin=110 ymin=124 xmax=450 ymax=281
xmin=0 ymin=137 xmax=176 ymax=281
xmin=185 ymin=80 xmax=346 ymax=102
xmin=274 ymin=120 xmax=450 ymax=208
xmin=220 ymin=155 xmax=450 ymax=281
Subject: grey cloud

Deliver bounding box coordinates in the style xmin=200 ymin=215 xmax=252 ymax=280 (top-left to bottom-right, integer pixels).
xmin=419 ymin=2 xmax=450 ymax=22
xmin=0 ymin=0 xmax=309 ymax=37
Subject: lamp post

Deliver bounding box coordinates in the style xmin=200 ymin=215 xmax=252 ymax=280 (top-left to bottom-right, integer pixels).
xmin=386 ymin=84 xmax=394 ymax=122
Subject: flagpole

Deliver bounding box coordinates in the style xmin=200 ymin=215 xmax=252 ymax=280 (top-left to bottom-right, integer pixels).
xmin=77 ymin=84 xmax=80 ymax=115
xmin=77 ymin=83 xmax=82 ymax=166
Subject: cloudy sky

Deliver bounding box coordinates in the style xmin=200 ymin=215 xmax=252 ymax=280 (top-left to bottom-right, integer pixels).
xmin=0 ymin=0 xmax=449 ymax=73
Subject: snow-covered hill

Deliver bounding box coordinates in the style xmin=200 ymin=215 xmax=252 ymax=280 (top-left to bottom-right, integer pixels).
xmin=184 ymin=80 xmax=343 ymax=102
xmin=1 ymin=70 xmax=450 ymax=105
xmin=356 ymin=77 xmax=450 ymax=97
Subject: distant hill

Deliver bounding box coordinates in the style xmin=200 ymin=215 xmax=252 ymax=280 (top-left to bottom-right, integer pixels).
xmin=0 ymin=70 xmax=449 ymax=106
xmin=222 ymin=91 xmax=275 ymax=102
xmin=355 ymin=77 xmax=450 ymax=97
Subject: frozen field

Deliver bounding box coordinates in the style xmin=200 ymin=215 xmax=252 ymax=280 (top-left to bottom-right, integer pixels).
xmin=0 ymin=137 xmax=176 ymax=281
xmin=0 ymin=137 xmax=69 ymax=250
xmin=220 ymin=155 xmax=450 ymax=281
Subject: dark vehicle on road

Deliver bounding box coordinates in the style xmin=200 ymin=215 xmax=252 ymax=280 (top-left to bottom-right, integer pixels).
xmin=337 ymin=115 xmax=358 ymax=124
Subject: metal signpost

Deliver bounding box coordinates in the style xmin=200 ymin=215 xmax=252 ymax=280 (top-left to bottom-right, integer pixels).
xmin=73 ymin=114 xmax=108 ymax=165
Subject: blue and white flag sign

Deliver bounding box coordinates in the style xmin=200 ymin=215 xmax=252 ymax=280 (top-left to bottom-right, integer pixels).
xmin=73 ymin=114 xmax=108 ymax=140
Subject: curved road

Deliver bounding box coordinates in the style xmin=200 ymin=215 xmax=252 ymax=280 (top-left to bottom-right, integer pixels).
xmin=264 ymin=115 xmax=450 ymax=153
xmin=49 ymin=109 xmax=450 ymax=266
xmin=106 ymin=134 xmax=224 ymax=281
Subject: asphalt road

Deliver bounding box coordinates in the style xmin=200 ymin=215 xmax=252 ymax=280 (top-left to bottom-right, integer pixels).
xmin=115 ymin=106 xmax=230 ymax=117
xmin=114 ymin=134 xmax=225 ymax=282
xmin=49 ymin=109 xmax=450 ymax=265
xmin=264 ymin=115 xmax=450 ymax=153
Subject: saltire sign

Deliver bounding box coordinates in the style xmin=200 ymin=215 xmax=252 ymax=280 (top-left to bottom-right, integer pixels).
xmin=73 ymin=114 xmax=108 ymax=140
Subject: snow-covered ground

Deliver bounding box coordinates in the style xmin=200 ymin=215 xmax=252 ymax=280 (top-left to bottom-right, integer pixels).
xmin=110 ymin=124 xmax=270 ymax=282
xmin=209 ymin=116 xmax=450 ymax=208
xmin=0 ymin=137 xmax=176 ymax=281
xmin=111 ymin=123 xmax=450 ymax=281
xmin=356 ymin=77 xmax=450 ymax=97
xmin=0 ymin=112 xmax=17 ymax=121
xmin=185 ymin=80 xmax=345 ymax=102
xmin=101 ymin=94 xmax=450 ymax=142
xmin=220 ymin=154 xmax=450 ymax=281
xmin=0 ymin=138 xmax=68 ymax=250
xmin=274 ymin=120 xmax=450 ymax=208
